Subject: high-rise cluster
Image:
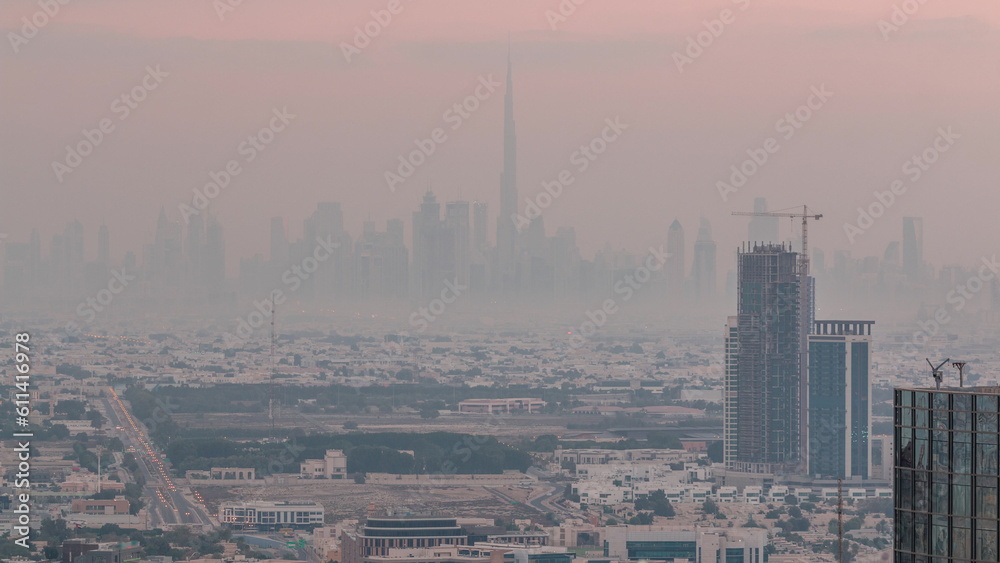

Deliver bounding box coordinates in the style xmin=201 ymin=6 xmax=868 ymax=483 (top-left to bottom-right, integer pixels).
xmin=725 ymin=216 xmax=874 ymax=481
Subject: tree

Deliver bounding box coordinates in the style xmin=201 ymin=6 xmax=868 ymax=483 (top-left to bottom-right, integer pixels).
xmin=706 ymin=441 xmax=724 ymax=463
xmin=785 ymin=494 xmax=798 ymax=505
xmin=38 ymin=518 xmax=71 ymax=543
xmin=778 ymin=517 xmax=810 ymax=532
xmin=419 ymin=407 xmax=439 ymax=419
xmin=635 ymin=490 xmax=675 ymax=517
xmin=627 ymin=512 xmax=654 ymax=525
xmin=343 ymin=421 xmax=359 ymax=430
xmin=87 ymin=409 xmax=106 ymax=429
xmin=702 ymin=499 xmax=719 ymax=515
xmin=875 ymin=519 xmax=890 ymax=535
xmin=50 ymin=424 xmax=70 ymax=440
xmin=54 ymin=399 xmax=87 ymax=419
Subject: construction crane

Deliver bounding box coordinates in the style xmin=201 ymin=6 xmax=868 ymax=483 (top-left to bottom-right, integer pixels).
xmin=731 ymin=205 xmax=823 ymax=277
xmin=733 ymin=205 xmax=822 ymax=476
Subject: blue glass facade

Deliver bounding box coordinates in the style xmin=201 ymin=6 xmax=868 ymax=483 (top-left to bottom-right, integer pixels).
xmin=894 ymin=387 xmax=1000 ymax=561
xmin=807 ymin=321 xmax=872 ymax=479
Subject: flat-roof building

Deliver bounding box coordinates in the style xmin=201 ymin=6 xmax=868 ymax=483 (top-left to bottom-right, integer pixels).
xmin=219 ymin=500 xmax=325 ymax=529
xmin=343 ymin=517 xmax=469 ymax=563
xmin=458 ymin=399 xmax=545 ymax=414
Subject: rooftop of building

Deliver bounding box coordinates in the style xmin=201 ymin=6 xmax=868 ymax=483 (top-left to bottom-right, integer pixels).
xmin=220 ymin=500 xmax=323 ymax=508
xmin=897 ymin=385 xmax=1000 ymax=395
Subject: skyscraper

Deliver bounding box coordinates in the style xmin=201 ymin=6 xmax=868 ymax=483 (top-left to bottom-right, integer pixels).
xmin=149 ymin=207 xmax=183 ymax=295
xmin=666 ymin=219 xmax=685 ymax=299
xmin=204 ymin=214 xmax=226 ymax=300
xmin=270 ymin=216 xmax=288 ymax=267
xmin=748 ymin=197 xmax=779 ymax=245
xmin=354 ymin=219 xmax=408 ymax=301
xmin=303 ymin=202 xmax=351 ymax=302
xmin=97 ymin=224 xmax=110 ymax=268
xmin=445 ymin=201 xmax=471 ymax=289
xmin=808 ymin=320 xmax=873 ymax=479
xmin=472 ymin=201 xmax=489 ymax=256
xmin=186 ymin=213 xmax=205 ymax=285
xmin=692 ymin=217 xmax=717 ymax=301
xmin=723 ymin=316 xmax=739 ymax=469
xmin=412 ymin=190 xmax=444 ymax=300
xmin=894 ymin=385 xmax=1000 ymax=560
xmin=471 ymin=201 xmax=490 ymax=296
xmin=411 ymin=191 xmax=467 ymax=301
xmin=495 ymin=47 xmax=518 ymax=293
xmin=902 ymin=216 xmax=924 ymax=281
xmin=732 ymin=243 xmax=802 ymax=474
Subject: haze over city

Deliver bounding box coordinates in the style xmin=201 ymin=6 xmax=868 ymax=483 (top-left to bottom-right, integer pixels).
xmin=4 ymin=0 xmax=1000 ymax=272
xmin=3 ymin=2 xmax=1000 ymax=563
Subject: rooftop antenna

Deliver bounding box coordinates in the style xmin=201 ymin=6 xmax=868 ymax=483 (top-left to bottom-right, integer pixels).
xmin=927 ymin=358 xmax=950 ymax=389
xmin=952 ymin=361 xmax=967 ymax=388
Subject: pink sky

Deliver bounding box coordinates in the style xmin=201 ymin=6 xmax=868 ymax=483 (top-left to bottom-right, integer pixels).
xmin=3 ymin=0 xmax=1000 ymax=273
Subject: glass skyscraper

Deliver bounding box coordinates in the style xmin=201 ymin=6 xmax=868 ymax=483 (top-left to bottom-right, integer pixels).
xmin=808 ymin=320 xmax=873 ymax=479
xmin=894 ymin=386 xmax=1000 ymax=561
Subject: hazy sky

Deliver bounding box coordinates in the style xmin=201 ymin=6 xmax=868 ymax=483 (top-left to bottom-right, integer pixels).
xmin=3 ymin=0 xmax=1000 ymax=274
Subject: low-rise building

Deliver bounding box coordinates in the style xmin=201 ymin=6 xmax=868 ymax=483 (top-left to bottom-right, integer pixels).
xmin=300 ymin=450 xmax=348 ymax=479
xmin=219 ymin=500 xmax=325 ymax=529
xmin=341 ymin=517 xmax=468 ymax=563
xmin=602 ymin=526 xmax=767 ymax=562
xmin=458 ymin=399 xmax=545 ymax=414
xmin=61 ymin=540 xmax=141 ymax=563
xmin=70 ymin=498 xmax=130 ymax=515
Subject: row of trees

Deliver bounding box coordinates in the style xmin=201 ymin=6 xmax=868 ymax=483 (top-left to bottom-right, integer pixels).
xmin=164 ymin=431 xmax=534 ymax=476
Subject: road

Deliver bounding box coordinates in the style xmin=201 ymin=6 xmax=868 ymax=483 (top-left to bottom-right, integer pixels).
xmin=486 ymin=482 xmax=576 ymax=522
xmin=104 ymin=387 xmax=216 ymax=530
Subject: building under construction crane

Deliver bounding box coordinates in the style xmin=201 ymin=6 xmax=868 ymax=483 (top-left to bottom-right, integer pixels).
xmin=726 ymin=206 xmax=821 ymax=475
xmin=729 ymin=242 xmax=804 ymax=474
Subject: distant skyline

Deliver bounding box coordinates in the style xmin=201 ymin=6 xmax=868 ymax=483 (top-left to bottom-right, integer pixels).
xmin=3 ymin=0 xmax=1000 ymax=273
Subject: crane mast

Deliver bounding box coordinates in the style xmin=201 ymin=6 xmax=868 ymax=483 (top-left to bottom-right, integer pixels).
xmin=732 ymin=205 xmax=822 ymax=474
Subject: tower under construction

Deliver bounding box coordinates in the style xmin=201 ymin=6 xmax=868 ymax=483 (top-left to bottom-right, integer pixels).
xmin=729 ymin=242 xmax=804 ymax=474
